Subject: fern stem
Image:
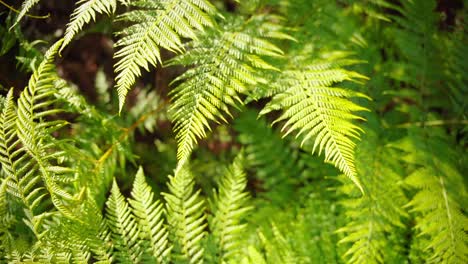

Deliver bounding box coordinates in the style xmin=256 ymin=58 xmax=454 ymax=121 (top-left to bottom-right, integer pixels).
xmin=396 ymin=119 xmax=468 ymax=128
xmin=94 ymin=101 xmax=167 ymax=171
xmin=439 ymin=176 xmax=456 ymax=249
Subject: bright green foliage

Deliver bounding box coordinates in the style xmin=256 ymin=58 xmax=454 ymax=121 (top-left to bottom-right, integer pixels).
xmin=164 ymin=166 xmax=207 ymax=263
xmin=392 ymin=132 xmax=468 ymax=263
xmin=260 ymin=54 xmax=369 ymax=192
xmin=337 ymin=126 xmax=408 ymax=263
xmin=210 ymin=153 xmax=252 ymax=262
xmin=129 ymin=167 xmax=171 ymax=262
xmin=106 ymin=179 xmax=146 ymax=263
xmin=114 ymin=0 xmax=217 ymax=111
xmin=61 ymin=0 xmax=117 ymax=51
xmin=168 ymin=14 xmax=286 ymax=163
xmin=16 ymin=39 xmax=79 ymax=219
xmin=1 ymin=0 xmax=467 ymax=263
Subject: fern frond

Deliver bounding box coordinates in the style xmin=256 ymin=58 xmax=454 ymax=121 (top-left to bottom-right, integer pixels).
xmin=61 ymin=0 xmax=117 ymax=51
xmin=0 ymin=88 xmax=56 ymax=239
xmin=169 ymin=15 xmax=286 ymax=162
xmin=16 ymin=39 xmax=80 ymax=218
xmin=105 ymin=179 xmax=145 ymax=263
xmin=211 ymin=153 xmax=252 ymax=262
xmin=260 ymin=54 xmax=369 ymax=192
xmin=114 ymin=0 xmax=217 ymax=111
xmin=337 ymin=128 xmax=409 ymax=264
xmin=129 ymin=167 xmax=171 ymax=262
xmin=14 ymin=0 xmax=41 ymax=26
xmin=164 ymin=165 xmax=206 ymax=263
xmin=392 ymin=132 xmax=468 ymax=263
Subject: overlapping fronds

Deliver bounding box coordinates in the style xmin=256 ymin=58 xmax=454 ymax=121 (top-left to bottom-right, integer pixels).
xmin=392 ymin=131 xmax=468 ymax=263
xmin=260 ymin=53 xmax=369 ymax=192
xmin=163 ymin=165 xmax=206 ymax=263
xmin=169 ymin=14 xmax=287 ymax=163
xmin=105 ymin=179 xmax=145 ymax=263
xmin=337 ymin=127 xmax=408 ymax=264
xmin=16 ymin=39 xmax=79 ymax=218
xmin=129 ymin=167 xmax=171 ymax=262
xmin=0 ymin=89 xmax=43 ymax=247
xmin=23 ymin=200 xmax=113 ymax=263
xmin=61 ymin=0 xmax=117 ymax=51
xmin=114 ymin=0 xmax=217 ymax=111
xmin=210 ymin=153 xmax=252 ymax=262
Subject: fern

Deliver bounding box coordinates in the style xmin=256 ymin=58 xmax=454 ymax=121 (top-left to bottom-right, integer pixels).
xmin=210 ymin=153 xmax=252 ymax=262
xmin=392 ymin=131 xmax=468 ymax=263
xmin=169 ymin=14 xmax=286 ymax=163
xmin=163 ymin=165 xmax=206 ymax=263
xmin=114 ymin=0 xmax=217 ymax=111
xmin=2 ymin=1 xmax=467 ymax=263
xmin=16 ymin=39 xmax=79 ymax=218
xmin=61 ymin=0 xmax=117 ymax=51
xmin=129 ymin=167 xmax=171 ymax=262
xmin=0 ymin=41 xmax=82 ymax=245
xmin=105 ymin=179 xmax=145 ymax=263
xmin=337 ymin=126 xmax=409 ymax=264
xmin=260 ymin=53 xmax=369 ymax=192
xmin=14 ymin=0 xmax=41 ymax=25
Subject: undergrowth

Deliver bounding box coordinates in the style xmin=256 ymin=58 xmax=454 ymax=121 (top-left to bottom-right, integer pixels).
xmin=0 ymin=0 xmax=466 ymax=263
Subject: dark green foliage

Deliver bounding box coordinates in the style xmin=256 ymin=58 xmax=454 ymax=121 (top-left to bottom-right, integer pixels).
xmin=1 ymin=0 xmax=467 ymax=263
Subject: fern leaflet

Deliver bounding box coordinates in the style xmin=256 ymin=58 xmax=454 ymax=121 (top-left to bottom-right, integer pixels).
xmin=61 ymin=0 xmax=117 ymax=51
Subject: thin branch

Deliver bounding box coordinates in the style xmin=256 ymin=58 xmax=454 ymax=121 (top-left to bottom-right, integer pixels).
xmin=0 ymin=0 xmax=50 ymax=20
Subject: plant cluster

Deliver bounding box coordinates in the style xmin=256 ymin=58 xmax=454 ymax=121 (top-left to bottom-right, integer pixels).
xmin=0 ymin=0 xmax=467 ymax=263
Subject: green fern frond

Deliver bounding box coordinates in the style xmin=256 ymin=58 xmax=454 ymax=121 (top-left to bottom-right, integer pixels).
xmin=16 ymin=39 xmax=80 ymax=218
xmin=260 ymin=54 xmax=369 ymax=192
xmin=169 ymin=15 xmax=286 ymax=162
xmin=105 ymin=179 xmax=145 ymax=263
xmin=164 ymin=165 xmax=206 ymax=263
xmin=114 ymin=0 xmax=217 ymax=111
xmin=61 ymin=0 xmax=117 ymax=51
xmin=129 ymin=167 xmax=171 ymax=262
xmin=211 ymin=153 xmax=252 ymax=262
xmin=337 ymin=127 xmax=409 ymax=264
xmin=392 ymin=132 xmax=468 ymax=263
xmin=0 ymin=88 xmax=56 ymax=239
xmin=14 ymin=0 xmax=41 ymax=26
